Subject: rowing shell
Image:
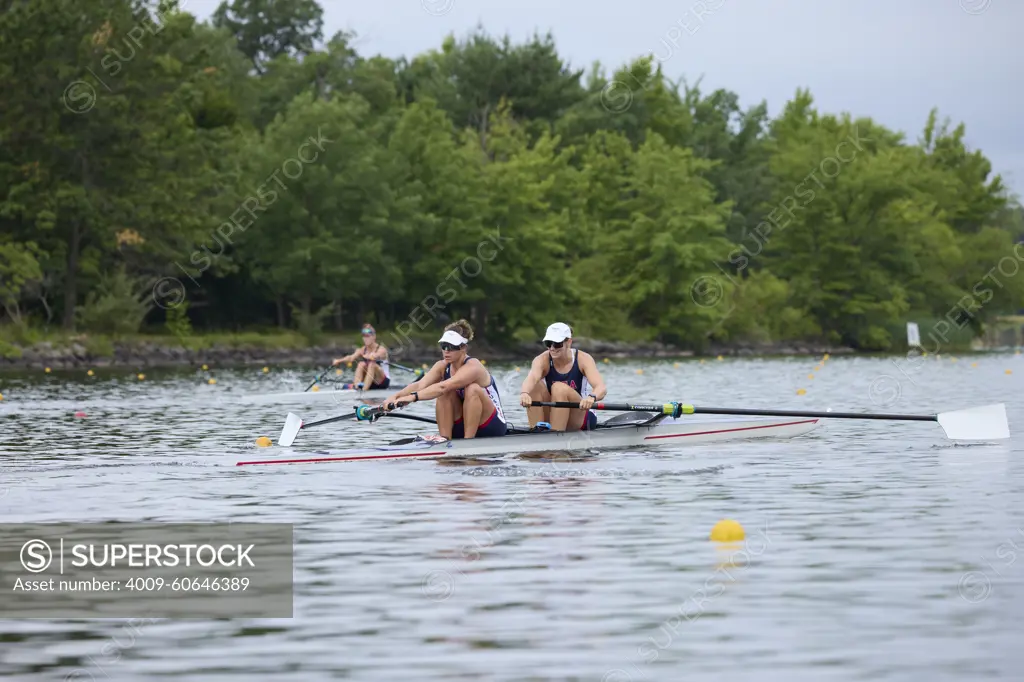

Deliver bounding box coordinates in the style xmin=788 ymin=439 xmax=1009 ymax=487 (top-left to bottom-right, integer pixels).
xmin=238 ymin=384 xmax=408 ymax=405
xmin=235 ymin=415 xmax=819 ymax=467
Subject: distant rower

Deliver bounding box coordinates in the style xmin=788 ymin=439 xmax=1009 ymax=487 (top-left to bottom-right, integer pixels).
xmin=381 ymin=320 xmax=507 ymax=439
xmin=332 ymin=323 xmax=390 ymax=390
xmin=519 ymin=322 xmax=607 ymax=431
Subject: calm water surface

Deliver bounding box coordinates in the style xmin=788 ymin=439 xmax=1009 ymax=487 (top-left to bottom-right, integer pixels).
xmin=1 ymin=353 xmax=1022 ymax=681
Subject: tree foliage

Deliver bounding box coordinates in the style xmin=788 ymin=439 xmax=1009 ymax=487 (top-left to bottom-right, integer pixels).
xmin=2 ymin=0 xmax=1021 ymax=351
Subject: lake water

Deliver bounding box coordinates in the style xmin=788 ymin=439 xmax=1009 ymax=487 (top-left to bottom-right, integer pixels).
xmin=1 ymin=351 xmax=1022 ymax=681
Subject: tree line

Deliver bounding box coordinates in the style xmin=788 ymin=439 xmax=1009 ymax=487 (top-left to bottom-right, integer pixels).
xmin=2 ymin=0 xmax=1022 ymax=352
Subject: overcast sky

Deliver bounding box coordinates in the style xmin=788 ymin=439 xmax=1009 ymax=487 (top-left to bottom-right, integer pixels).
xmin=183 ymin=0 xmax=1021 ymax=199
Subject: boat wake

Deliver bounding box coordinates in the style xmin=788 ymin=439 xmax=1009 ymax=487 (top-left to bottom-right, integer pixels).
xmin=2 ymin=460 xmax=217 ymax=474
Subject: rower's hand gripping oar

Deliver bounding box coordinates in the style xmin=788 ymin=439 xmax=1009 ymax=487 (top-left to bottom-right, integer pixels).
xmin=532 ymin=401 xmax=1010 ymax=441
xmin=277 ymin=404 xmax=437 ymax=447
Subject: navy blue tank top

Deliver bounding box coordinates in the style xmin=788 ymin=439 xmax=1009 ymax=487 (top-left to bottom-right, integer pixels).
xmin=545 ymin=349 xmax=590 ymax=395
xmin=443 ymin=356 xmax=506 ymax=423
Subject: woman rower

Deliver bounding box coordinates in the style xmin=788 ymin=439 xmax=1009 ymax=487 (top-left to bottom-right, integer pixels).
xmin=332 ymin=323 xmax=390 ymax=390
xmin=380 ymin=319 xmax=507 ymax=439
xmin=519 ymin=322 xmax=607 ymax=431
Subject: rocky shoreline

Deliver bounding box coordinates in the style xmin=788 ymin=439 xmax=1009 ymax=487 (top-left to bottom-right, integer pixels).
xmin=0 ymin=336 xmax=855 ymax=371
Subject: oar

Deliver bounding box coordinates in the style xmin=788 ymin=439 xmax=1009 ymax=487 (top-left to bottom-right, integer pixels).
xmin=379 ymin=360 xmax=425 ymax=378
xmin=531 ymin=401 xmax=1010 ymax=441
xmin=278 ymin=404 xmax=436 ymax=446
xmin=303 ymin=364 xmax=339 ymax=392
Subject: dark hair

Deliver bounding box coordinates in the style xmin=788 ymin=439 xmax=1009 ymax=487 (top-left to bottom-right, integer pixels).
xmin=444 ymin=319 xmax=474 ymax=341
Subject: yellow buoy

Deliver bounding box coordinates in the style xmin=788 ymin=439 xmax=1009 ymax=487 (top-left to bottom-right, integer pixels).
xmin=0 ymin=393 xmax=4 ymax=401
xmin=137 ymin=373 xmax=145 ymax=380
xmin=815 ymin=364 xmax=823 ymax=371
xmin=481 ymin=360 xmax=486 ymax=365
xmin=255 ymin=436 xmax=272 ymax=447
xmin=922 ymin=351 xmax=928 ymax=356
xmin=717 ymin=355 xmax=723 ymax=361
xmin=335 ymin=369 xmax=342 ymax=375
xmin=673 ymin=362 xmax=680 ymax=368
xmin=312 ymin=385 xmax=320 ymax=392
xmin=201 ymin=364 xmax=208 ymax=371
xmin=636 ymin=368 xmax=644 ymax=375
xmin=796 ymin=388 xmax=807 ymax=395
xmin=700 ymin=359 xmax=705 ymax=364
xmin=422 ymin=363 xmax=428 ymax=369
xmin=710 ymin=519 xmax=745 ymax=542
xmin=1006 ymin=369 xmax=1013 ymax=375
xmin=44 ymin=367 xmax=51 ymax=373
xmin=971 ymin=362 xmax=978 ymax=368
xmin=514 ymin=366 xmax=521 ymax=372
xmin=347 ymin=362 xmax=353 ymax=368
xmin=823 ymin=353 xmax=830 ymax=360
xmin=208 ymin=378 xmax=217 ymax=385
xmin=262 ymin=366 xmax=269 ymax=373
xmin=951 ymin=357 xmax=958 ymax=362
xmin=87 ymin=370 xmax=94 ymax=376
xmin=603 ymin=358 xmax=609 ymax=363
xmin=807 ymin=374 xmax=814 ymax=380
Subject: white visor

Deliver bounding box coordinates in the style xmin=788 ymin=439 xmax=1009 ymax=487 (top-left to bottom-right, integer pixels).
xmin=543 ymin=322 xmax=572 ymax=343
xmin=438 ymin=330 xmax=469 ymax=346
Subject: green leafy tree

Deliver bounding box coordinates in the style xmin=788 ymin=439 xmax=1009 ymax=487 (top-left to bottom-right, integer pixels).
xmin=211 ymin=0 xmax=323 ymax=74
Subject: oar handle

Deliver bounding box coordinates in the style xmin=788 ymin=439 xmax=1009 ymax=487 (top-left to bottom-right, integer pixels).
xmin=533 ymin=401 xmax=939 ymax=422
xmin=353 ymin=403 xmax=436 ymax=425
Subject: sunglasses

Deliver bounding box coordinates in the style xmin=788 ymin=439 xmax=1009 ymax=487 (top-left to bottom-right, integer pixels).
xmin=439 ymin=342 xmax=465 ymax=352
xmin=545 ymin=340 xmax=565 ymax=349
xmin=361 ymin=329 xmax=374 ymax=335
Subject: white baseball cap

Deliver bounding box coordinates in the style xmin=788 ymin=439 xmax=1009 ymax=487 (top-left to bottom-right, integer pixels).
xmin=438 ymin=329 xmax=469 ymax=346
xmin=543 ymin=322 xmax=572 ymax=343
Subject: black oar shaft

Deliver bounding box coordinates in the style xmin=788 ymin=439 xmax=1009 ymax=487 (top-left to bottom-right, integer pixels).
xmin=304 ymin=364 xmax=337 ymax=392
xmin=385 ymin=361 xmax=422 ymax=375
xmin=532 ymin=401 xmax=938 ymax=423
xmin=302 ymin=411 xmax=436 ymax=429
xmin=690 ymin=407 xmax=936 ymax=422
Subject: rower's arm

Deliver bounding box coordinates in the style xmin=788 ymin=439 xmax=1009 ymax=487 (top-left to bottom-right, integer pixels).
xmin=415 ymin=360 xmax=485 ymax=401
xmin=519 ymin=354 xmax=547 ymax=395
xmin=579 ymin=352 xmax=607 ymax=400
xmin=333 ymin=348 xmax=360 ymax=364
xmin=371 ymin=345 xmax=388 ymax=361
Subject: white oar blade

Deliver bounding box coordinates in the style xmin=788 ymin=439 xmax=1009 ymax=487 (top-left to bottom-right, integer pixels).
xmin=278 ymin=413 xmax=304 ymax=447
xmin=937 ymin=403 xmax=1010 ymax=441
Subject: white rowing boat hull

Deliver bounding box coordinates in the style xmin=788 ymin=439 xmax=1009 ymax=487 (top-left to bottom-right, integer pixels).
xmin=235 ymin=416 xmax=819 ymax=467
xmin=238 ymin=386 xmax=402 ymax=405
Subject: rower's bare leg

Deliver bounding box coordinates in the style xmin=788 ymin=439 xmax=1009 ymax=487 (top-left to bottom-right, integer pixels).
xmin=526 ymin=382 xmax=551 ymax=427
xmin=361 ymin=363 xmax=381 ymax=387
xmin=549 ymin=382 xmax=585 ymax=431
xmin=436 ymin=390 xmax=461 ymax=439
xmin=353 ymin=362 xmax=368 ymax=385
xmin=462 ymin=384 xmax=496 ymax=439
